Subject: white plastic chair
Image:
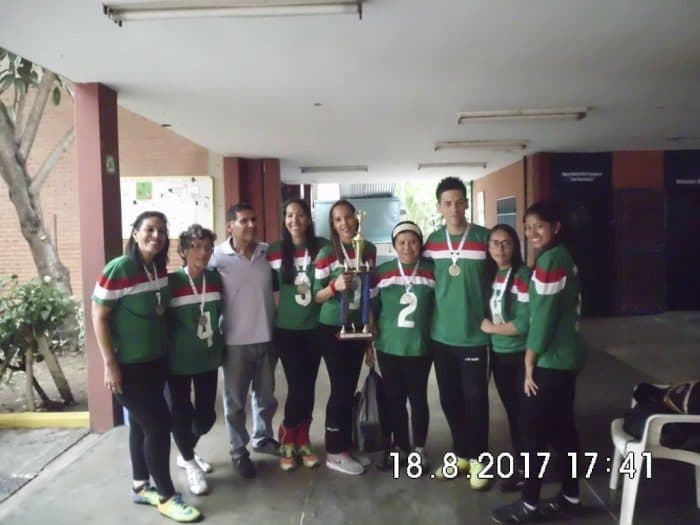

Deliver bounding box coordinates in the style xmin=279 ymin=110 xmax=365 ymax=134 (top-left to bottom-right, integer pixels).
xmin=609 ymin=385 xmax=700 ymax=525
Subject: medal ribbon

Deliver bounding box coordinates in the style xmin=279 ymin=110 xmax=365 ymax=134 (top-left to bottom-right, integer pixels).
xmin=445 ymin=225 xmax=470 ymax=268
xmin=397 ymin=258 xmax=420 ymax=295
xmin=491 ymin=267 xmax=512 ymax=323
xmin=184 ymin=266 xmax=207 ymax=318
xmin=142 ymin=263 xmax=162 ymax=311
xmin=295 ymin=248 xmax=310 ymax=282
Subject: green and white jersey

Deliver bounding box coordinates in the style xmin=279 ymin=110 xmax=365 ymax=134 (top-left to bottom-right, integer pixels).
xmin=167 ymin=268 xmax=224 ymax=375
xmin=422 ymin=224 xmax=490 ymax=347
xmin=370 ymin=258 xmax=436 ymax=357
xmin=267 ymin=238 xmax=328 ymax=330
xmin=489 ymin=265 xmax=531 ymax=354
xmin=313 ymin=241 xmax=377 ymax=327
xmin=527 ymin=244 xmax=587 ymax=371
xmin=92 ymin=255 xmax=170 ymax=364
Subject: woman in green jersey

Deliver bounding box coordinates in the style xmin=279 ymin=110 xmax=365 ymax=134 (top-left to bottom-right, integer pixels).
xmin=167 ymin=225 xmax=223 ymax=496
xmin=492 ymin=201 xmax=587 ymax=524
xmin=92 ymin=211 xmax=201 ymax=523
xmin=267 ymin=199 xmax=327 ymax=471
xmin=480 ymin=224 xmax=531 ymax=492
xmin=313 ymin=200 xmax=377 ymax=475
xmin=370 ymin=221 xmax=435 ymax=469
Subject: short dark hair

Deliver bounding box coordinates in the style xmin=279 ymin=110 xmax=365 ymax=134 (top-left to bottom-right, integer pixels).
xmin=177 ymin=224 xmax=217 ymax=264
xmin=226 ymin=202 xmax=254 ymax=222
xmin=435 ymin=176 xmax=467 ymax=201
xmin=125 ymin=210 xmax=170 ymax=270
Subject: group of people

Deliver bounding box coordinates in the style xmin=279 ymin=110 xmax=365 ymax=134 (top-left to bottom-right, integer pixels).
xmin=91 ymin=176 xmax=587 ymax=524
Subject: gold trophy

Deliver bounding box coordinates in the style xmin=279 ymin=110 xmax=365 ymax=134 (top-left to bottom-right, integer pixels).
xmin=339 ymin=210 xmax=373 ymax=340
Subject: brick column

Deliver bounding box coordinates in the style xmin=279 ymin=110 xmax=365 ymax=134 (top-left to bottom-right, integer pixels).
xmin=74 ymin=83 xmax=123 ymax=432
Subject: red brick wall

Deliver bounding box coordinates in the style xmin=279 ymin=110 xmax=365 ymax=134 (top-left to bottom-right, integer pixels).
xmin=0 ymin=94 xmax=210 ymax=297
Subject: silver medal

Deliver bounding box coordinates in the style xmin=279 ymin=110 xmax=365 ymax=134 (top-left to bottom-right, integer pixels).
xmin=294 ymin=272 xmax=310 ymax=295
xmin=199 ymin=314 xmax=208 ymax=328
xmin=448 ymin=264 xmax=461 ymax=277
xmin=155 ymin=304 xmax=165 ymax=316
xmin=400 ymin=292 xmax=417 ymax=305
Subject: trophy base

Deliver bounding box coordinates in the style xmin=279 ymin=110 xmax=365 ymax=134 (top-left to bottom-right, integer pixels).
xmin=337 ymin=331 xmax=374 ymax=341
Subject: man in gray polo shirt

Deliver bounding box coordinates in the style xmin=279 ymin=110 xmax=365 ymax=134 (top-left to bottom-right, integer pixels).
xmin=209 ymin=202 xmax=278 ymax=479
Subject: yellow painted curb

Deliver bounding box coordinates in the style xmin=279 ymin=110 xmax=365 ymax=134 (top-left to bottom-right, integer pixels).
xmin=0 ymin=411 xmax=89 ymax=428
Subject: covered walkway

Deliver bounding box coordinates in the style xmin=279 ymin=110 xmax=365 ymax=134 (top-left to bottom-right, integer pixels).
xmin=1 ymin=313 xmax=698 ymax=525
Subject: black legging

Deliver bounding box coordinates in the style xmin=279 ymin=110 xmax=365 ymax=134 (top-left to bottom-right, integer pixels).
xmin=376 ymin=351 xmax=432 ymax=450
xmin=116 ymin=356 xmax=174 ymax=499
xmin=491 ymin=350 xmax=525 ymax=469
xmin=276 ymin=327 xmax=323 ymax=427
xmin=319 ymin=323 xmax=365 ymax=454
xmin=431 ymin=340 xmax=490 ymax=459
xmin=520 ymin=367 xmax=580 ymax=505
xmin=166 ymin=369 xmax=219 ymax=461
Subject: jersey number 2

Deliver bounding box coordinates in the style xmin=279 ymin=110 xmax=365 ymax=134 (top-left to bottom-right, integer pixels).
xmin=397 ymin=295 xmax=417 ymax=328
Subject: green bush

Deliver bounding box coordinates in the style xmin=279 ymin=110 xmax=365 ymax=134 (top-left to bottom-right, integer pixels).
xmin=0 ymin=274 xmax=79 ymax=379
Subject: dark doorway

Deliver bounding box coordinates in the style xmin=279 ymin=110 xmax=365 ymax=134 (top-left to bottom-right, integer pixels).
xmin=665 ymin=150 xmax=700 ymax=310
xmin=550 ymin=153 xmax=615 ymax=317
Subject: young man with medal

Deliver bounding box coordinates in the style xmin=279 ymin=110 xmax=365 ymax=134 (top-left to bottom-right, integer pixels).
xmin=266 ymin=199 xmax=328 ymax=471
xmin=167 ymin=225 xmax=224 ymax=496
xmin=92 ymin=211 xmax=201 ymax=523
xmin=422 ymin=177 xmax=491 ymax=489
xmin=209 ymin=203 xmax=278 ymax=480
xmin=369 ymin=221 xmax=435 ymax=468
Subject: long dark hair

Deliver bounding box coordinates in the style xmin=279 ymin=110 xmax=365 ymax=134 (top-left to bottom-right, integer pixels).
xmin=524 ymin=200 xmax=568 ymax=262
xmin=125 ymin=210 xmax=169 ymax=271
xmin=280 ymin=199 xmax=319 ymax=284
xmin=485 ymin=224 xmax=524 ymax=319
xmin=328 ymin=199 xmax=357 ymax=264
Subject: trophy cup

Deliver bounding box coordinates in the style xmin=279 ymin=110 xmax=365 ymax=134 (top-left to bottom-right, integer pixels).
xmin=338 ymin=210 xmax=373 ymax=340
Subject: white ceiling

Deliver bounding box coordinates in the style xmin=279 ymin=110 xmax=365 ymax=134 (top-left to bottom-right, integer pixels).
xmin=1 ymin=0 xmax=699 ymax=183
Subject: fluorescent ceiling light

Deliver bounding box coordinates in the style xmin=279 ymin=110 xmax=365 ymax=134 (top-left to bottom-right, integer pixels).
xmin=434 ymin=140 xmax=528 ymax=151
xmin=418 ymin=162 xmax=487 ymax=170
xmin=103 ymin=1 xmax=363 ymax=25
xmin=300 ymin=165 xmax=368 ymax=173
xmin=458 ymin=107 xmax=587 ymax=123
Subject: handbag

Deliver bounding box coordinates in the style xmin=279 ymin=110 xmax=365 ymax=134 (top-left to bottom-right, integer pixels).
xmin=352 ymin=367 xmax=390 ymax=453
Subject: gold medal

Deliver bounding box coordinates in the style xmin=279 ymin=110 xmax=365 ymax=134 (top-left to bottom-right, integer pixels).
xmin=448 ymin=264 xmax=461 ymax=277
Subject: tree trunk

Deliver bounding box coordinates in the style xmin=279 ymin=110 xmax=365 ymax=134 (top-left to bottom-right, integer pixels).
xmin=25 ymin=343 xmax=36 ymax=411
xmin=35 ymin=334 xmax=74 ymax=405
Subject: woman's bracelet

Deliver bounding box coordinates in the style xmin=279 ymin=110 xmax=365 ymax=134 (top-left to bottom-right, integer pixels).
xmin=329 ymin=280 xmax=337 ymax=294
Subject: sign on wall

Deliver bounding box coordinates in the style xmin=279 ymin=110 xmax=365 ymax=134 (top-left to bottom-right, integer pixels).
xmin=120 ymin=176 xmax=214 ymax=239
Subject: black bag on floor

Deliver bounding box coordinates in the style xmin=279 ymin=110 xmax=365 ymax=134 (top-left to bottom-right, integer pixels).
xmin=352 ymin=368 xmax=390 ymax=453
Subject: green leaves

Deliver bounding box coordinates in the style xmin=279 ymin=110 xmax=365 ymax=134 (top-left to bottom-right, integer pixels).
xmin=0 ymin=275 xmax=79 ymax=373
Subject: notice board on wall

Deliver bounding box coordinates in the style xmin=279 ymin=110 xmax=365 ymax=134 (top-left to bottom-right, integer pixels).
xmin=120 ymin=176 xmax=214 ymax=239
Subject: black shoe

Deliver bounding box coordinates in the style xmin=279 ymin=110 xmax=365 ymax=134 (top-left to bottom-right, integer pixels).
xmin=233 ymin=455 xmax=257 ymax=479
xmin=500 ymin=470 xmax=525 ymax=492
xmin=491 ymin=500 xmax=542 ymax=524
xmin=252 ymin=438 xmax=281 ymax=456
xmin=539 ymin=493 xmax=582 ymax=518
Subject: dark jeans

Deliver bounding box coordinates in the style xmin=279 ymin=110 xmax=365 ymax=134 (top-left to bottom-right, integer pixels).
xmin=115 ymin=356 xmax=175 ymax=499
xmin=166 ymin=369 xmax=219 ymax=461
xmin=319 ymin=324 xmax=365 ymax=453
xmin=431 ymin=340 xmax=489 ymax=459
xmin=491 ymin=350 xmax=525 ymax=469
xmin=520 ymin=367 xmax=581 ymax=505
xmin=376 ymin=351 xmax=432 ymax=450
xmin=276 ymin=327 xmax=323 ymax=427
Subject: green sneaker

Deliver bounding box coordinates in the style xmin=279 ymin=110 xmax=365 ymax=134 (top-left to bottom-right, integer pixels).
xmin=469 ymin=458 xmax=491 ymax=490
xmin=132 ymin=483 xmax=159 ymax=506
xmin=157 ymin=493 xmax=203 ymax=523
xmin=279 ymin=444 xmax=297 ymax=471
xmin=434 ymin=455 xmax=470 ymax=480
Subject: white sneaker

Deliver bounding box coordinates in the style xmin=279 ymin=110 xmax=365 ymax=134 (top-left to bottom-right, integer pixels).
xmin=177 ymin=453 xmax=213 ymax=474
xmin=184 ymin=460 xmax=208 ymax=495
xmin=326 ymin=453 xmax=365 ymax=475
xmin=350 ymin=451 xmax=372 ymax=467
